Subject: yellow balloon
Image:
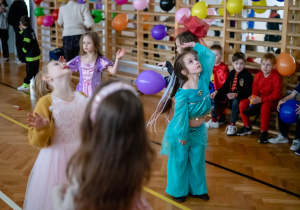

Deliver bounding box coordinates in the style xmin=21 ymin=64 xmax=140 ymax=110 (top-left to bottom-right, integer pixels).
xmin=226 ymin=0 xmax=244 ymax=15
xmin=191 ymin=1 xmax=208 ymax=19
xmin=219 ymin=0 xmax=224 ymax=16
xmin=253 ymin=0 xmax=267 ymax=14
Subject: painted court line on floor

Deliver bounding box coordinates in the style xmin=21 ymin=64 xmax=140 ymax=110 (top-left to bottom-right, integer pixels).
xmin=0 ymin=191 xmax=22 ymax=210
xmin=0 ymin=112 xmax=190 ymax=210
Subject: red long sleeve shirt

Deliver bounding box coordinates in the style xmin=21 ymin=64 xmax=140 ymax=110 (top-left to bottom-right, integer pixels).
xmin=252 ymin=70 xmax=282 ymax=103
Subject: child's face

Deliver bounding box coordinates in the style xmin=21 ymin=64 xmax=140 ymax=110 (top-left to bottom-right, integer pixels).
xmin=261 ymin=59 xmax=274 ymax=76
xmin=175 ymin=38 xmax=182 ymax=54
xmin=182 ymin=53 xmax=202 ymax=75
xmin=232 ymin=59 xmax=245 ymax=72
xmin=47 ymin=61 xmax=71 ymax=80
xmin=212 ymin=49 xmax=222 ymax=65
xmin=19 ymin=22 xmax=25 ymax=30
xmin=83 ymin=35 xmax=95 ymax=54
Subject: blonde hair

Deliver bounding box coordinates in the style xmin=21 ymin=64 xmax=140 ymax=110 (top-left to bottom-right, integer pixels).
xmin=79 ymin=32 xmax=103 ymax=57
xmin=34 ymin=61 xmax=53 ymax=99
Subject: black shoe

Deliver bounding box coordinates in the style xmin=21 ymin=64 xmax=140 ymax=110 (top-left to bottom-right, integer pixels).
xmin=218 ymin=116 xmax=226 ymax=125
xmin=193 ymin=194 xmax=210 ymax=201
xmin=258 ymin=131 xmax=269 ymax=144
xmin=243 ymin=104 xmax=261 ymax=116
xmin=236 ymin=126 xmax=252 ymax=136
xmin=173 ymin=196 xmax=186 ymax=203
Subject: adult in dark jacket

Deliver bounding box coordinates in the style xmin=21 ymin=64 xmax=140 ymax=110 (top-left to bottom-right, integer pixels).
xmin=7 ymin=0 xmax=27 ymax=63
xmin=264 ymin=10 xmax=281 ymax=52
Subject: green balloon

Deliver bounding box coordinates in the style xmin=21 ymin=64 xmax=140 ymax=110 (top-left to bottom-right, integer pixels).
xmin=34 ymin=7 xmax=44 ymax=17
xmin=112 ymin=12 xmax=116 ymax=19
xmin=91 ymin=10 xmax=102 ymax=23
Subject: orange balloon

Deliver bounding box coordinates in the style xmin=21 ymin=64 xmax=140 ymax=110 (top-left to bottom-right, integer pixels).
xmin=276 ymin=53 xmax=296 ymax=76
xmin=143 ymin=14 xmax=149 ymax=30
xmin=37 ymin=16 xmax=44 ymax=26
xmin=112 ymin=14 xmax=128 ymax=31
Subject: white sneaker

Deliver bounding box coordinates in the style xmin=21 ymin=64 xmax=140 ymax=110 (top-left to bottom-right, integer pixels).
xmin=268 ymin=134 xmax=289 ymax=144
xmin=206 ymin=119 xmax=219 ymax=129
xmin=17 ymin=85 xmax=30 ymax=91
xmin=290 ymin=139 xmax=300 ymax=151
xmin=224 ymin=125 xmax=237 ymax=136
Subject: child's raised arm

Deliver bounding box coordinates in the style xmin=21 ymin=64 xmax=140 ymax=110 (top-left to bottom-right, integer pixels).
xmin=107 ymin=48 xmax=125 ymax=74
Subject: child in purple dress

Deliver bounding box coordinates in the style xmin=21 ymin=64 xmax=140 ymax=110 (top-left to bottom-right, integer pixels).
xmin=67 ymin=31 xmax=125 ymax=97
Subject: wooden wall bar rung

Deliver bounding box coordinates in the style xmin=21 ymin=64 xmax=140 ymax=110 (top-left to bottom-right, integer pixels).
xmin=226 ymin=28 xmax=282 ymax=35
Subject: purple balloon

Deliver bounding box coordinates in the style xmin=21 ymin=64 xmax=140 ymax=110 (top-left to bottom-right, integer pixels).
xmin=136 ymin=70 xmax=166 ymax=95
xmin=78 ymin=0 xmax=85 ymax=4
xmin=151 ymin=25 xmax=167 ymax=40
xmin=43 ymin=15 xmax=54 ymax=27
xmin=115 ymin=0 xmax=128 ymax=5
xmin=96 ymin=3 xmax=102 ymax=9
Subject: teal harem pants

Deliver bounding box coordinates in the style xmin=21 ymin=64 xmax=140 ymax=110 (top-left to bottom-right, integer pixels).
xmin=165 ymin=126 xmax=208 ymax=197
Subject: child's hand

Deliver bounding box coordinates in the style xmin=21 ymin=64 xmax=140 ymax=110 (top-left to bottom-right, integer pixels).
xmin=227 ymin=93 xmax=237 ymax=100
xmin=210 ymin=90 xmax=218 ymax=99
xmin=178 ymin=140 xmax=187 ymax=145
xmin=252 ymin=96 xmax=261 ymax=104
xmin=58 ymin=56 xmax=66 ymax=64
xmin=181 ymin=42 xmax=196 ymax=48
xmin=156 ymin=61 xmax=166 ymax=69
xmin=116 ymin=47 xmax=125 ymax=59
xmin=277 ymin=99 xmax=286 ymax=112
xmin=27 ymin=113 xmax=50 ymax=129
xmin=296 ymin=104 xmax=300 ymax=115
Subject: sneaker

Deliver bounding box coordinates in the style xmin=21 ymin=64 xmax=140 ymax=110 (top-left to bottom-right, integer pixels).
xmin=268 ymin=134 xmax=289 ymax=144
xmin=218 ymin=116 xmax=226 ymax=125
xmin=290 ymin=139 xmax=300 ymax=151
xmin=173 ymin=196 xmax=186 ymax=203
xmin=224 ymin=125 xmax=237 ymax=136
xmin=236 ymin=126 xmax=252 ymax=136
xmin=295 ymin=148 xmax=300 ymax=156
xmin=15 ymin=59 xmax=22 ymax=64
xmin=17 ymin=83 xmax=30 ymax=91
xmin=206 ymin=119 xmax=219 ymax=129
xmin=258 ymin=131 xmax=269 ymax=144
xmin=4 ymin=58 xmax=9 ymax=61
xmin=193 ymin=194 xmax=210 ymax=201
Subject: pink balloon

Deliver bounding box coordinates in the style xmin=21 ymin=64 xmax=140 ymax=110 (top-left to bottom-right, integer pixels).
xmin=43 ymin=15 xmax=54 ymax=27
xmin=133 ymin=0 xmax=149 ymax=11
xmin=204 ymin=8 xmax=216 ymax=24
xmin=175 ymin=8 xmax=191 ymax=24
xmin=115 ymin=0 xmax=128 ymax=5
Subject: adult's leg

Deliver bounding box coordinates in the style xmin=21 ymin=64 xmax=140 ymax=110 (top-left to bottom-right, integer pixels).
xmin=24 ymin=60 xmax=39 ymax=84
xmin=13 ymin=25 xmax=25 ymax=62
xmin=71 ymin=35 xmax=81 ymax=61
xmin=239 ymin=99 xmax=251 ymax=127
xmin=0 ymin=29 xmax=9 ymax=58
xmin=260 ymin=102 xmax=276 ymax=132
xmin=295 ymin=116 xmax=300 ymax=140
xmin=63 ymin=36 xmax=73 ymax=62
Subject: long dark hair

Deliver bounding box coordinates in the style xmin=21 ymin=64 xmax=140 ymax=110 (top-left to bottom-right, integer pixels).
xmin=175 ymin=31 xmax=198 ymax=57
xmin=67 ymin=81 xmax=155 ymax=210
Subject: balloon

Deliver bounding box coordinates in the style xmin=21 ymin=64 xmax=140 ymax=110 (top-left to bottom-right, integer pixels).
xmin=276 ymin=53 xmax=296 ymax=76
xmin=175 ymin=8 xmax=191 ymax=24
xmin=160 ymin=0 xmax=175 ymax=12
xmin=112 ymin=12 xmax=116 ymax=18
xmin=277 ymin=0 xmax=284 ymax=2
xmin=91 ymin=10 xmax=102 ymax=23
xmin=204 ymin=8 xmax=217 ymax=24
xmin=151 ymin=25 xmax=167 ymax=40
xmin=78 ymin=0 xmax=85 ymax=4
xmin=96 ymin=3 xmax=102 ymax=9
xmin=251 ymin=0 xmax=260 ymax=1
xmin=280 ymin=99 xmax=299 ymax=124
xmin=34 ymin=0 xmax=43 ymax=4
xmin=226 ymin=0 xmax=244 ymax=15
xmin=143 ymin=15 xmax=149 ymax=30
xmin=136 ymin=70 xmax=166 ymax=95
xmin=43 ymin=15 xmax=54 ymax=27
xmin=191 ymin=1 xmax=208 ymax=19
xmin=34 ymin=7 xmax=44 ymax=17
xmin=112 ymin=14 xmax=128 ymax=31
xmin=115 ymin=0 xmax=128 ymax=5
xmin=52 ymin=9 xmax=59 ymax=21
xmin=219 ymin=0 xmax=225 ymax=16
xmin=37 ymin=16 xmax=44 ymax=26
xmin=133 ymin=0 xmax=149 ymax=10
xmin=252 ymin=0 xmax=267 ymax=14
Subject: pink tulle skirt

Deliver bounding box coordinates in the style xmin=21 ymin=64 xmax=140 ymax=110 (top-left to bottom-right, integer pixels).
xmin=23 ymin=142 xmax=79 ymax=210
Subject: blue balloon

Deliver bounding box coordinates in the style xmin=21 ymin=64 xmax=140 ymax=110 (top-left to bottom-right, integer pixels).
xmin=136 ymin=70 xmax=166 ymax=95
xmin=151 ymin=25 xmax=167 ymax=40
xmin=277 ymin=0 xmax=284 ymax=2
xmin=251 ymin=0 xmax=260 ymax=1
xmin=280 ymin=99 xmax=299 ymax=124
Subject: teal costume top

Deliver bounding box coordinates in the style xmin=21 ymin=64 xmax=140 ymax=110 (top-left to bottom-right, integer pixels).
xmin=161 ymin=43 xmax=215 ymax=156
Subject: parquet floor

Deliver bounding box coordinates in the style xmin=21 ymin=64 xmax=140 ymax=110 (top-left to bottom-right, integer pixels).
xmin=0 ymin=59 xmax=300 ymax=209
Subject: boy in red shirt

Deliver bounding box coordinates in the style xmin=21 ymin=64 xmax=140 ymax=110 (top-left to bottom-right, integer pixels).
xmin=238 ymin=53 xmax=282 ymax=143
xmin=206 ymin=44 xmax=229 ymax=129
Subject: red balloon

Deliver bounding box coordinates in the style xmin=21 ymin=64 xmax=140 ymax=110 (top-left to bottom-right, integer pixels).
xmin=34 ymin=0 xmax=43 ymax=4
xmin=52 ymin=9 xmax=59 ymax=21
xmin=37 ymin=16 xmax=44 ymax=26
xmin=276 ymin=53 xmax=296 ymax=76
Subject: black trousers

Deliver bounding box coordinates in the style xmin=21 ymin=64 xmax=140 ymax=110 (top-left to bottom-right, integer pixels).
xmin=62 ymin=35 xmax=82 ymax=62
xmin=0 ymin=29 xmax=9 ymax=58
xmin=24 ymin=60 xmax=39 ymax=84
xmin=13 ymin=25 xmax=26 ymax=62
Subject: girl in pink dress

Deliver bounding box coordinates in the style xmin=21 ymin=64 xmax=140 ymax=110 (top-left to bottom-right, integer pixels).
xmin=67 ymin=31 xmax=125 ymax=97
xmin=24 ymin=60 xmax=88 ymax=210
xmin=52 ymin=81 xmax=155 ymax=210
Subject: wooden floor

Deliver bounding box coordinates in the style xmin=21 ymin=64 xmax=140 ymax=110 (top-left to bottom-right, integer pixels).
xmin=0 ymin=59 xmax=300 ymax=209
